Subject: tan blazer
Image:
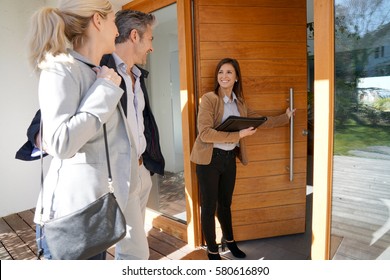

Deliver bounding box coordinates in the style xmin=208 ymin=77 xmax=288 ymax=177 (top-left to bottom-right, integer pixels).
xmin=190 ymin=91 xmax=289 ymax=165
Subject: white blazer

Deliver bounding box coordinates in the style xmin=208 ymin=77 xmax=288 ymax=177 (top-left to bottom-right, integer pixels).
xmin=34 ymin=50 xmax=138 ymax=223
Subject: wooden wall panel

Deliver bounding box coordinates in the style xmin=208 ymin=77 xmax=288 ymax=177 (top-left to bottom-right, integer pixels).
xmin=245 ymin=141 xmax=307 ymax=161
xmin=235 ymin=173 xmax=307 ymax=195
xmin=200 ymin=42 xmax=306 ymax=60
xmin=246 ymin=125 xmax=307 ymax=145
xmin=236 ymin=158 xmax=306 ymax=178
xmin=199 ymin=24 xmax=306 ymax=42
xmin=232 ymin=204 xmax=306 ymax=226
xmin=234 ymin=218 xmax=306 ymax=241
xmin=198 ymin=6 xmax=305 ymax=24
xmin=200 ymin=59 xmax=306 ymax=78
xmin=245 ymin=93 xmax=307 ymax=111
xmin=197 ymin=0 xmax=305 ymax=8
xmin=232 ymin=188 xmax=306 ymax=211
xmin=200 ymin=76 xmax=307 ymax=95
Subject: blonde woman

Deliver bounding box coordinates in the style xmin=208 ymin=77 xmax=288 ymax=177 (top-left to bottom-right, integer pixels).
xmin=29 ymin=0 xmax=135 ymax=259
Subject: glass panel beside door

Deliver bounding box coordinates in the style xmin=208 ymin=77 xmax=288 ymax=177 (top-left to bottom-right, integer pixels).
xmin=143 ymin=4 xmax=186 ymax=223
xmin=332 ymin=0 xmax=390 ymax=259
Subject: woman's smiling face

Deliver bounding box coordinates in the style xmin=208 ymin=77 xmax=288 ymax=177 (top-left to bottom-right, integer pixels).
xmin=217 ymin=63 xmax=237 ymax=91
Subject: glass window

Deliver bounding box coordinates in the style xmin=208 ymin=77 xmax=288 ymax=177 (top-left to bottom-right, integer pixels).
xmin=144 ymin=4 xmax=186 ymax=223
xmin=332 ymin=0 xmax=390 ymax=259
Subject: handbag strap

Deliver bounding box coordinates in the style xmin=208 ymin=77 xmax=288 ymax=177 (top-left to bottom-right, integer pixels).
xmin=37 ymin=121 xmax=44 ymax=259
xmin=103 ymin=124 xmax=114 ymax=192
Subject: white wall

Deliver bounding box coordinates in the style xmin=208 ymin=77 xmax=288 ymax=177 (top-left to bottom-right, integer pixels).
xmin=0 ymin=0 xmax=46 ymax=217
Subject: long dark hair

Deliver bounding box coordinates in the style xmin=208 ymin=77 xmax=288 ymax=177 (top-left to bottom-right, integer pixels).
xmin=213 ymin=58 xmax=244 ymax=100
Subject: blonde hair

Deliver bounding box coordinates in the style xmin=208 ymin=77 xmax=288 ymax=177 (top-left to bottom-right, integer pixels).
xmin=28 ymin=0 xmax=113 ymax=70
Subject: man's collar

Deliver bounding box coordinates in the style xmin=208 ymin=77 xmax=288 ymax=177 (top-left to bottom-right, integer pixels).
xmin=111 ymin=53 xmax=149 ymax=79
xmin=134 ymin=65 xmax=149 ymax=78
xmin=112 ymin=52 xmax=126 ymax=69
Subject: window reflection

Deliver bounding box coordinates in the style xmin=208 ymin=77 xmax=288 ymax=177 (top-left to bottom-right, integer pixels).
xmin=332 ymin=0 xmax=390 ymax=259
xmin=144 ymin=4 xmax=186 ymax=222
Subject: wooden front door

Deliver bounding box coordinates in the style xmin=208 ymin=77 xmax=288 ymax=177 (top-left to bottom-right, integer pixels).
xmin=193 ymin=0 xmax=308 ymax=241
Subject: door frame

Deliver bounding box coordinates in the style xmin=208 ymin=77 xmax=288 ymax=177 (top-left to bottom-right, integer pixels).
xmin=311 ymin=0 xmax=335 ymax=260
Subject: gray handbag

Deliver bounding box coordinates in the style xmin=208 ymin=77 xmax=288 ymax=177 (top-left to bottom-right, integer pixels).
xmin=38 ymin=124 xmax=126 ymax=260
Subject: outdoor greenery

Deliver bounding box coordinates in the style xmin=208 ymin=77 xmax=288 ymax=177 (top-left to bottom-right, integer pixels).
xmin=334 ymin=120 xmax=390 ymax=155
xmin=333 ymin=0 xmax=390 ymax=155
xmin=334 ymin=95 xmax=390 ymax=155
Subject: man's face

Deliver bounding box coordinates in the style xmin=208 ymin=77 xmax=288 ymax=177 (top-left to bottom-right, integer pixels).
xmin=134 ymin=25 xmax=154 ymax=65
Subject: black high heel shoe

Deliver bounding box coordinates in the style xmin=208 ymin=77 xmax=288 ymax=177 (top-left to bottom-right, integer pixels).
xmin=207 ymin=250 xmax=221 ymax=260
xmin=221 ymin=238 xmax=246 ymax=258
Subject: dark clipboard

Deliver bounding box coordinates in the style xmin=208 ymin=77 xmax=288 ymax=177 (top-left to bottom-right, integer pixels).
xmin=215 ymin=116 xmax=268 ymax=132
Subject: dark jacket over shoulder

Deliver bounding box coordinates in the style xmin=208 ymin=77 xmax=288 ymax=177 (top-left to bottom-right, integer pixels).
xmin=15 ymin=110 xmax=47 ymax=161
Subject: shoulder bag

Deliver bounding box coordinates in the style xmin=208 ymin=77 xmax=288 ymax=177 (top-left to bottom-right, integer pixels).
xmin=38 ymin=124 xmax=126 ymax=260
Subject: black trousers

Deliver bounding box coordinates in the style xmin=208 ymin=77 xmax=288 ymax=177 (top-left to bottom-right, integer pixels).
xmin=196 ymin=148 xmax=237 ymax=252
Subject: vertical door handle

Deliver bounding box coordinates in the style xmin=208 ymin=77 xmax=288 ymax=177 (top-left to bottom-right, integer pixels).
xmin=289 ymin=88 xmax=294 ymax=182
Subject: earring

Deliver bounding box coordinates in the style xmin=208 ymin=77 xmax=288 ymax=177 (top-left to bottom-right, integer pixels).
xmin=235 ymin=80 xmax=238 ymax=82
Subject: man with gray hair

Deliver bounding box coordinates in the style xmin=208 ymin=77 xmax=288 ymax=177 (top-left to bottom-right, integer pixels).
xmin=101 ymin=9 xmax=165 ymax=260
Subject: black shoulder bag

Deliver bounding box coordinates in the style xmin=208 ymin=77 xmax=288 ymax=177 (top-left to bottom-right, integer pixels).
xmin=38 ymin=60 xmax=126 ymax=259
